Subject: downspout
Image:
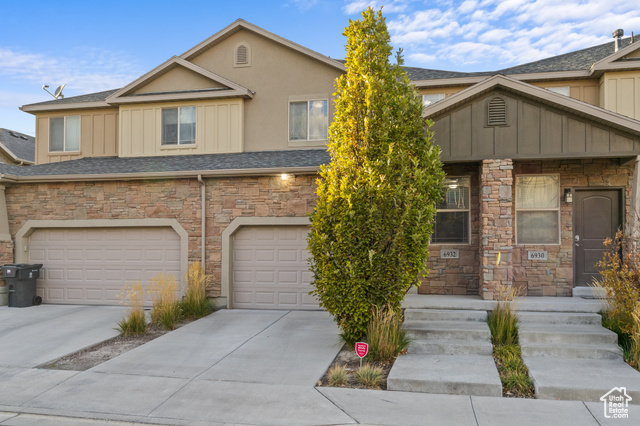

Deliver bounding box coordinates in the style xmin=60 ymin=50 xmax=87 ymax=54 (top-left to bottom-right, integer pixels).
xmin=197 ymin=174 xmax=206 ymax=265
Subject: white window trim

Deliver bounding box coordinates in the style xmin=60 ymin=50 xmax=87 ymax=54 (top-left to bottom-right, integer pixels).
xmin=161 ymin=106 xmax=197 ymax=147
xmin=515 ymin=173 xmax=561 ymax=246
xmin=431 ymin=176 xmax=471 ymax=246
xmin=48 ymin=116 xmax=81 ymax=153
xmin=288 ymin=94 xmax=329 ymax=147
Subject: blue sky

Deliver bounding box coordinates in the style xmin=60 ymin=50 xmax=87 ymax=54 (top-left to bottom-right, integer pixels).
xmin=2 ymin=0 xmax=640 ymax=136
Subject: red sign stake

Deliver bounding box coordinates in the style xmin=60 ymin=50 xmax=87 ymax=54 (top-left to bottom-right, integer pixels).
xmin=355 ymin=342 xmax=368 ymax=368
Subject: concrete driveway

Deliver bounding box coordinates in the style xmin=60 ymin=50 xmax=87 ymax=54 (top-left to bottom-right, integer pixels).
xmin=0 ymin=305 xmax=122 ymax=368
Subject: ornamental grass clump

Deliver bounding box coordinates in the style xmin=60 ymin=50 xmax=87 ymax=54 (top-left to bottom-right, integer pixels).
xmin=116 ymin=281 xmax=147 ymax=336
xmin=147 ymin=273 xmax=182 ymax=330
xmin=355 ymin=364 xmax=384 ymax=389
xmin=327 ymin=364 xmax=349 ymax=387
xmin=366 ymin=307 xmax=411 ymax=362
xmin=181 ymin=262 xmax=213 ymax=319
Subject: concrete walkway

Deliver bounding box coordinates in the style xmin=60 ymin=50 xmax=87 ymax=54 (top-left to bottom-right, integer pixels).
xmin=1 ymin=304 xmax=639 ymax=425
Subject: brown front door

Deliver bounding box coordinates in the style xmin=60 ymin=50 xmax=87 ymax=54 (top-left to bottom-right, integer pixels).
xmin=573 ymin=189 xmax=622 ymax=286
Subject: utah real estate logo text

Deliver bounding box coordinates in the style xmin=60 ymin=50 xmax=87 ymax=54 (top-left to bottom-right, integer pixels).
xmin=600 ymin=387 xmax=632 ymax=419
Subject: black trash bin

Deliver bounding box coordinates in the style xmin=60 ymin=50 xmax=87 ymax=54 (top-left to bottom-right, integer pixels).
xmin=1 ymin=264 xmax=43 ymax=308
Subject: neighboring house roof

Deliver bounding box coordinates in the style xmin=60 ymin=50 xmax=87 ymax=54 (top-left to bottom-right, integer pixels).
xmin=20 ymin=89 xmax=118 ymax=112
xmin=0 ymin=149 xmax=330 ymax=182
xmin=0 ymin=129 xmax=35 ymax=164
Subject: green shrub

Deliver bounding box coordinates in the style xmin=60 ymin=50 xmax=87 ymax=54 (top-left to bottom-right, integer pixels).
xmin=327 ymin=365 xmax=349 ymax=387
xmin=147 ymin=273 xmax=182 ymax=330
xmin=488 ymin=302 xmax=519 ymax=347
xmin=307 ymin=7 xmax=444 ymax=342
xmin=181 ymin=262 xmax=213 ymax=319
xmin=366 ymin=307 xmax=411 ymax=362
xmin=355 ymin=364 xmax=384 ymax=389
xmin=116 ymin=281 xmax=147 ymax=336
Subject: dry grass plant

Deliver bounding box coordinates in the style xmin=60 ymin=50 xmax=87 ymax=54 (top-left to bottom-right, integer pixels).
xmin=355 ymin=364 xmax=384 ymax=389
xmin=327 ymin=364 xmax=349 ymax=386
xmin=366 ymin=306 xmax=411 ymax=362
xmin=147 ymin=273 xmax=182 ymax=330
xmin=488 ymin=283 xmax=520 ymax=347
xmin=116 ymin=281 xmax=147 ymax=336
xmin=628 ymin=304 xmax=640 ymax=370
xmin=181 ymin=262 xmax=213 ymax=319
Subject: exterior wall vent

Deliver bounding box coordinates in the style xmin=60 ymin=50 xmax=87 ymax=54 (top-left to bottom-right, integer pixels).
xmin=234 ymin=43 xmax=251 ymax=67
xmin=487 ymin=96 xmax=507 ymax=126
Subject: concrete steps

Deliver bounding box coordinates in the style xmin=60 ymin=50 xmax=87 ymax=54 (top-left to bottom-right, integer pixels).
xmin=519 ymin=311 xmax=640 ymax=402
xmin=387 ymin=309 xmax=501 ymax=396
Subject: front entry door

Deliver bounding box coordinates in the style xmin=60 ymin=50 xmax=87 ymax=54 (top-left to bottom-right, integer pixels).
xmin=573 ymin=189 xmax=622 ymax=286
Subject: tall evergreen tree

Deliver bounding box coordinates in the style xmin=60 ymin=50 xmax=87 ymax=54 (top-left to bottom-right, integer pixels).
xmin=308 ymin=8 xmax=445 ymax=342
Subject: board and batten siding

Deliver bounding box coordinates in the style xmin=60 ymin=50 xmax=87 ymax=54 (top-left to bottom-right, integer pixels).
xmin=602 ymin=71 xmax=640 ymax=121
xmin=118 ymin=99 xmax=244 ymax=157
xmin=35 ymin=108 xmax=119 ymax=165
xmin=431 ymin=91 xmax=640 ymax=162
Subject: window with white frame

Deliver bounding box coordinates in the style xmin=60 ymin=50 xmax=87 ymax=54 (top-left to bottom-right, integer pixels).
xmin=423 ymin=93 xmax=445 ymax=107
xmin=49 ymin=116 xmax=80 ymax=152
xmin=516 ymin=175 xmax=560 ymax=244
xmin=289 ymin=99 xmax=328 ymax=141
xmin=162 ymin=106 xmax=196 ymax=146
xmin=546 ymin=86 xmax=570 ymax=96
xmin=432 ymin=176 xmax=470 ymax=244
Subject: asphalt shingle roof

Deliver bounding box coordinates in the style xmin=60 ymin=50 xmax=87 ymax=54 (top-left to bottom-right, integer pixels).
xmin=0 ymin=129 xmax=35 ymax=163
xmin=0 ymin=149 xmax=329 ymax=178
xmin=22 ymin=89 xmax=119 ymax=107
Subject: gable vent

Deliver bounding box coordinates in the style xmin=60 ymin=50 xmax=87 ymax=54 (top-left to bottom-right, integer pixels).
xmin=487 ymin=96 xmax=507 ymax=126
xmin=234 ymin=43 xmax=251 ymax=67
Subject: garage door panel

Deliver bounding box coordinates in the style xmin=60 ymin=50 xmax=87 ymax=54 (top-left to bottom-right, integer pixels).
xmin=29 ymin=227 xmax=181 ymax=306
xmin=232 ymin=225 xmax=318 ymax=310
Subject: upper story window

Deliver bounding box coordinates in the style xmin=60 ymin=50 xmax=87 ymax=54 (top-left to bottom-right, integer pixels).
xmin=432 ymin=176 xmax=470 ymax=244
xmin=516 ymin=175 xmax=560 ymax=245
xmin=234 ymin=42 xmax=251 ymax=67
xmin=162 ymin=106 xmax=196 ymax=146
xmin=547 ymin=86 xmax=570 ymax=96
xmin=289 ymin=99 xmax=328 ymax=141
xmin=423 ymin=94 xmax=445 ymax=107
xmin=49 ymin=116 xmax=80 ymax=152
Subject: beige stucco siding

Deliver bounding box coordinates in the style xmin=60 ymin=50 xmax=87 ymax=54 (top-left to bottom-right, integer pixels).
xmin=132 ymin=66 xmax=227 ymax=95
xmin=119 ymin=99 xmax=243 ymax=157
xmin=602 ymin=71 xmax=640 ymax=120
xmin=34 ymin=108 xmax=118 ymax=165
xmin=188 ymin=29 xmax=341 ymax=151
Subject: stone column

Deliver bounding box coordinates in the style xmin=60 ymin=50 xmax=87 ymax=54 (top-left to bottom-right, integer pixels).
xmin=627 ymin=155 xmax=640 ymax=243
xmin=479 ymin=159 xmax=513 ymax=300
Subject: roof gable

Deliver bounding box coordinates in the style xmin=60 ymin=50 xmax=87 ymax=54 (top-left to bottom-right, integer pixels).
xmin=180 ymin=19 xmax=345 ymax=72
xmin=591 ymin=40 xmax=640 ymax=74
xmin=107 ymin=57 xmax=253 ymax=104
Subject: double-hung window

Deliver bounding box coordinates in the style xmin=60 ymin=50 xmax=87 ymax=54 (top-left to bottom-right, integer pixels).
xmin=49 ymin=116 xmax=80 ymax=152
xmin=289 ymin=99 xmax=328 ymax=141
xmin=162 ymin=106 xmax=196 ymax=146
xmin=516 ymin=175 xmax=560 ymax=244
xmin=432 ymin=177 xmax=470 ymax=244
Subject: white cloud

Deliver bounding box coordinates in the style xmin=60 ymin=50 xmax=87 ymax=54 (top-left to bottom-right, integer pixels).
xmin=343 ymin=0 xmax=412 ymax=15
xmin=407 ymin=52 xmax=437 ymax=64
xmin=0 ymin=47 xmax=140 ymax=96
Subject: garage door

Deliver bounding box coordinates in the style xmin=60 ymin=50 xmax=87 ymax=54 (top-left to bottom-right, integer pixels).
xmin=232 ymin=225 xmax=318 ymax=309
xmin=28 ymin=227 xmax=181 ymax=305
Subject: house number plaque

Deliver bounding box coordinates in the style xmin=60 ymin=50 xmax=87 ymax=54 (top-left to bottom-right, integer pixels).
xmin=528 ymin=251 xmax=548 ymax=261
xmin=441 ymin=249 xmax=459 ymax=259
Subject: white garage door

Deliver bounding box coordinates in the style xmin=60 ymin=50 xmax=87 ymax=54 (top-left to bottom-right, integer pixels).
xmin=29 ymin=227 xmax=181 ymax=305
xmin=232 ymin=225 xmax=318 ymax=309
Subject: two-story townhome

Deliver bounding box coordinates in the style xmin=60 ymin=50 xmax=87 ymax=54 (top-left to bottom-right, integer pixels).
xmin=2 ymin=20 xmax=640 ymax=308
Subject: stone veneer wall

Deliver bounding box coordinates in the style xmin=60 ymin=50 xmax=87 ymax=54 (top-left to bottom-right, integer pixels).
xmin=419 ymin=163 xmax=480 ymax=295
xmin=513 ymin=158 xmax=634 ymax=296
xmin=4 ymin=175 xmax=318 ymax=297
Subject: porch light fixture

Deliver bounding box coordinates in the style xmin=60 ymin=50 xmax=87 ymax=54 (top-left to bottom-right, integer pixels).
xmin=281 ymin=173 xmax=289 ymax=180
xmin=564 ymin=188 xmax=573 ymax=203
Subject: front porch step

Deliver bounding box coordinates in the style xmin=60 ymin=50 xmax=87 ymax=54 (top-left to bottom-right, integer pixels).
xmin=404 ymin=309 xmax=488 ymax=322
xmin=404 ymin=320 xmax=491 ymax=341
xmin=517 ymin=311 xmax=602 ymax=325
xmin=523 ymin=357 xmax=640 ymax=402
xmin=387 ymin=354 xmax=502 ymax=397
xmin=408 ymin=339 xmax=493 ymax=356
xmin=519 ymin=324 xmax=618 ymax=345
xmin=521 ymin=342 xmax=623 ymax=360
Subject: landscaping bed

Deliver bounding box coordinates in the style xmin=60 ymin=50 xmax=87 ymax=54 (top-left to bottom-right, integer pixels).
xmin=316 ymin=345 xmax=399 ymax=390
